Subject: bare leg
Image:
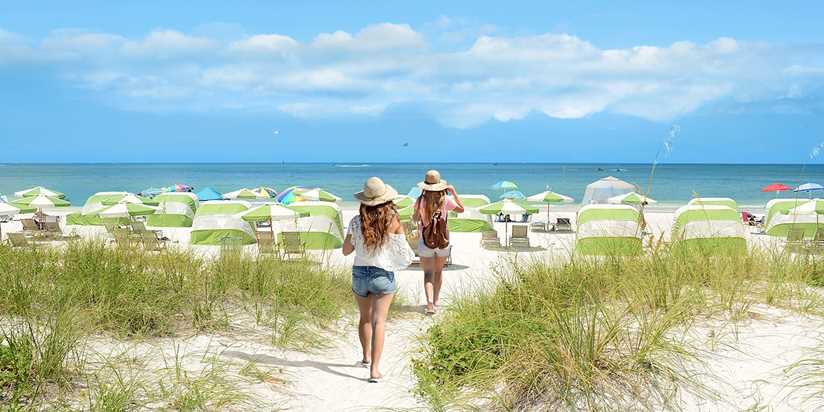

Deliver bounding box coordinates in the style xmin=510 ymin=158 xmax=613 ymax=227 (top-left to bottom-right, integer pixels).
xmin=354 ymin=294 xmax=373 ymax=363
xmin=432 ymin=256 xmax=446 ymax=307
xmin=370 ymin=293 xmax=395 ymax=380
xmin=421 ymin=257 xmax=435 ymax=313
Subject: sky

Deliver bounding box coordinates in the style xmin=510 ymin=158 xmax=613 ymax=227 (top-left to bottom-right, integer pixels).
xmin=1 ymin=1 xmax=824 ymax=163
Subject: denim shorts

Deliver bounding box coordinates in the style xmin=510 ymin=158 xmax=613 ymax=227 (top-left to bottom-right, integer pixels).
xmin=352 ymin=266 xmax=397 ymax=297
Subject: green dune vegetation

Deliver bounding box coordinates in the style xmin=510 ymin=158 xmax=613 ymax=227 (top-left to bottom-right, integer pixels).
xmin=0 ymin=240 xmax=352 ymax=409
xmin=412 ymin=246 xmax=824 ymax=410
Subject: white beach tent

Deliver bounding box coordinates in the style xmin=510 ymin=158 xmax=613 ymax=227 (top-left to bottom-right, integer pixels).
xmin=764 ymin=198 xmax=816 ymax=237
xmin=147 ymin=192 xmax=199 ymax=227
xmin=575 ymin=204 xmax=643 ymax=256
xmin=581 ymin=176 xmax=638 ymax=205
xmin=283 ymin=201 xmax=345 ymax=249
xmin=671 ymin=204 xmax=746 ymax=255
xmin=190 ymin=200 xmax=256 ymax=246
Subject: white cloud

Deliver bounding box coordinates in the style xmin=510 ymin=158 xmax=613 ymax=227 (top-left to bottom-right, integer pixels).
xmin=1 ymin=23 xmax=821 ymax=127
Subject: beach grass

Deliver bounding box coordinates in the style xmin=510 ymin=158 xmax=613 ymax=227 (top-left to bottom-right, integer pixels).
xmin=413 ymin=247 xmax=824 ymax=410
xmin=0 ymin=239 xmax=352 ymax=407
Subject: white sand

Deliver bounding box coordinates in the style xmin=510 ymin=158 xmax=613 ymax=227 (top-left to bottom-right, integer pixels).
xmin=8 ymin=204 xmax=824 ymax=410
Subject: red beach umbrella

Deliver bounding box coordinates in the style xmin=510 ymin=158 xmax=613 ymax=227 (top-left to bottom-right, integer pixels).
xmin=762 ymin=183 xmax=792 ymax=193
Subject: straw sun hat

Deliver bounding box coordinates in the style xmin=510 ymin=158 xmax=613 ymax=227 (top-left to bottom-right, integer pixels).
xmin=354 ymin=177 xmax=399 ymax=206
xmin=417 ymin=169 xmax=448 ymax=192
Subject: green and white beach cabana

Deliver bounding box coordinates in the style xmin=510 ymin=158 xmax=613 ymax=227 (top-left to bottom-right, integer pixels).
xmin=190 ymin=200 xmax=256 ymax=246
xmin=764 ymin=198 xmax=818 ymax=237
xmin=97 ymin=203 xmax=159 ymax=220
xmin=448 ymin=194 xmax=492 ymax=232
xmin=671 ymin=205 xmax=746 ymax=255
xmin=688 ymin=197 xmax=737 ymax=210
xmin=14 ymin=186 xmax=65 ymax=199
xmin=575 ymin=204 xmax=643 ymax=256
xmin=66 ymin=192 xmax=136 ymax=226
xmin=282 ymin=201 xmax=344 ymax=249
xmin=146 ymin=192 xmax=199 ymax=227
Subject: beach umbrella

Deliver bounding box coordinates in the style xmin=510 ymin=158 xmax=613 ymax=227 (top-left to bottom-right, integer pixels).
xmin=140 ymin=187 xmax=168 ymax=197
xmin=276 ymin=187 xmax=340 ymax=205
xmin=14 ymin=186 xmax=65 ymax=199
xmin=97 ymin=202 xmax=158 ymax=219
xmin=480 ymin=199 xmax=539 ymax=215
xmin=607 ymin=192 xmax=657 ymax=206
xmin=795 ymin=183 xmax=824 ymax=198
xmin=224 ymin=188 xmax=271 ymax=200
xmin=255 ymin=187 xmax=278 ymax=198
xmin=499 ymin=190 xmax=526 ymax=200
xmin=491 ymin=181 xmax=518 ymax=191
xmin=528 ymin=190 xmax=574 ymax=225
xmin=582 ymin=176 xmax=638 ymax=204
xmin=407 ymin=186 xmax=422 ymax=198
xmin=196 ymin=187 xmax=223 ymax=201
xmin=393 ymin=195 xmax=414 ymax=208
xmin=762 ymin=183 xmax=792 ymax=193
xmin=102 ymin=194 xmax=144 ymax=206
xmin=0 ymin=202 xmax=22 ymax=241
xmin=12 ymin=195 xmax=70 ymax=209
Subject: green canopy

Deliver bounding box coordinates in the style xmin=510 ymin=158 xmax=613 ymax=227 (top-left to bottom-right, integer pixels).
xmin=238 ymin=204 xmax=301 ymax=222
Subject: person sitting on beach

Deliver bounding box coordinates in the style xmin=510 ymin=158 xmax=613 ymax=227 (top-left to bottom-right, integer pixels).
xmin=342 ymin=177 xmax=414 ymax=383
xmin=412 ymin=170 xmax=465 ymax=315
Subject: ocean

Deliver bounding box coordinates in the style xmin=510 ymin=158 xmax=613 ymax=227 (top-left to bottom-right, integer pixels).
xmin=2 ymin=163 xmax=824 ymax=208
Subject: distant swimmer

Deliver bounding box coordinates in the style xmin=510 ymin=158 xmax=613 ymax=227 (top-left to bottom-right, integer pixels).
xmin=402 ymin=142 xmax=409 ymax=147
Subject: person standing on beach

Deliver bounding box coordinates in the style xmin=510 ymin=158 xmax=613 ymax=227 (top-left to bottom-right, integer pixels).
xmin=413 ymin=170 xmax=465 ymax=314
xmin=342 ymin=177 xmax=414 ymax=383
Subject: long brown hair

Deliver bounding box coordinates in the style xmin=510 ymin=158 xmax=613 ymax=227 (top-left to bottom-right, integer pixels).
xmin=420 ymin=190 xmax=445 ymax=223
xmin=360 ymin=201 xmax=396 ymax=251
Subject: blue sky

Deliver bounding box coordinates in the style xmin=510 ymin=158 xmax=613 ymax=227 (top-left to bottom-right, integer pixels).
xmin=2 ymin=1 xmax=824 ymax=163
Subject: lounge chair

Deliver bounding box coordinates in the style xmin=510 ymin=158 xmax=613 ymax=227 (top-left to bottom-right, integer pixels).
xmin=279 ymin=232 xmax=306 ymax=259
xmin=256 ymin=231 xmax=278 ymax=255
xmin=480 ymin=230 xmax=499 ymax=249
xmin=112 ymin=227 xmax=132 ymax=248
xmin=141 ymin=231 xmax=166 ymax=252
xmin=20 ymin=218 xmax=41 ymax=234
xmin=810 ymin=229 xmax=824 ymax=253
xmin=8 ymin=232 xmax=34 ymax=248
xmin=554 ymin=218 xmax=572 ymax=232
xmin=509 ymin=225 xmax=530 ymax=248
xmin=43 ymin=221 xmax=63 ymax=239
xmin=785 ymin=228 xmax=806 ymax=253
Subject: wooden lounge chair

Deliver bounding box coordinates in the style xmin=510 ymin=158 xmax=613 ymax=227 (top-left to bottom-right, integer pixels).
xmin=112 ymin=227 xmax=132 ymax=248
xmin=8 ymin=232 xmax=34 ymax=248
xmin=509 ymin=225 xmax=530 ymax=248
xmin=20 ymin=218 xmax=41 ymax=234
xmin=554 ymin=218 xmax=572 ymax=232
xmin=43 ymin=221 xmax=63 ymax=239
xmin=785 ymin=228 xmax=806 ymax=253
xmin=279 ymin=232 xmax=306 ymax=259
xmin=256 ymin=231 xmax=278 ymax=255
xmin=141 ymin=231 xmax=166 ymax=252
xmin=480 ymin=230 xmax=499 ymax=249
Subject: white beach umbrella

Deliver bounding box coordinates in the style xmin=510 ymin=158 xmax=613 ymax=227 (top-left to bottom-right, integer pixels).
xmin=0 ymin=202 xmax=21 ymax=241
xmin=607 ymin=192 xmax=657 ymax=206
xmin=14 ymin=186 xmax=65 ymax=199
xmin=97 ymin=203 xmax=159 ymax=219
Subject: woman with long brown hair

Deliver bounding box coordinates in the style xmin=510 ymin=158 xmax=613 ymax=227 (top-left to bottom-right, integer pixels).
xmin=413 ymin=170 xmax=465 ymax=314
xmin=343 ymin=177 xmax=414 ymax=383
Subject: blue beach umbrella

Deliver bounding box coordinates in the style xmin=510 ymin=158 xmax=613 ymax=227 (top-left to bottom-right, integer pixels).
xmin=407 ymin=186 xmax=422 ymax=198
xmin=491 ymin=181 xmax=519 ymax=191
xmin=196 ymin=187 xmax=223 ymax=201
xmin=795 ymin=183 xmax=824 ymax=198
xmin=499 ymin=190 xmax=526 ymax=200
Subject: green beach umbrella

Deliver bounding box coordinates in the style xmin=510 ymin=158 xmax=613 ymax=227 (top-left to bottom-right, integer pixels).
xmin=224 ymin=188 xmax=271 ymax=200
xmin=14 ymin=186 xmax=65 ymax=199
xmin=607 ymin=192 xmax=657 ymax=206
xmin=97 ymin=202 xmax=158 ymax=218
xmin=102 ymin=193 xmax=144 ymax=206
xmin=480 ymin=199 xmax=539 ymax=215
xmin=1 ymin=201 xmax=33 ymax=215
xmin=527 ymin=190 xmax=574 ymax=226
xmin=12 ymin=195 xmax=71 ymax=209
xmin=393 ymin=195 xmax=414 ymax=208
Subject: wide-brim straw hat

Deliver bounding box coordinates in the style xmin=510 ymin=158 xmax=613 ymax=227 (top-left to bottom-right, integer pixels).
xmin=354 ymin=177 xmax=399 ymax=206
xmin=417 ymin=170 xmax=448 ymax=192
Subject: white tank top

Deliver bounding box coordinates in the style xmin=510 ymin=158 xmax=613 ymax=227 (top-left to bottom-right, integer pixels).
xmin=347 ymin=216 xmax=414 ymax=272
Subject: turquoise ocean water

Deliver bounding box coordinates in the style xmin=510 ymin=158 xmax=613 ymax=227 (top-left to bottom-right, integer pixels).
xmin=2 ymin=163 xmax=824 ymax=208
